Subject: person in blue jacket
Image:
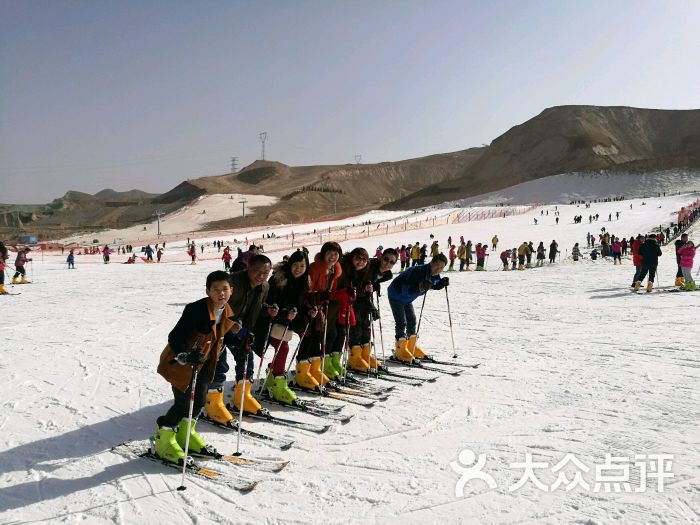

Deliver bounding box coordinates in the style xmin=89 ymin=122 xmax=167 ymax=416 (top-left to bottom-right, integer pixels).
xmin=387 ymin=253 xmax=448 ymax=362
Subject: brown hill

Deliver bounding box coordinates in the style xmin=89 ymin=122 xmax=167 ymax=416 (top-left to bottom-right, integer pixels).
xmin=390 ymin=106 xmax=700 ymax=208
xmin=200 ymin=150 xmax=484 ymax=229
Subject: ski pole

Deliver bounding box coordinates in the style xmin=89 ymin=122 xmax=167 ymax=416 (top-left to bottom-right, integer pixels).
xmin=256 ymin=316 xmax=293 ymax=394
xmin=253 ymin=316 xmax=275 ymax=388
xmin=340 ymin=303 xmax=352 ymax=383
xmin=234 ymin=345 xmax=251 ymax=457
xmin=374 ymin=292 xmax=386 ymax=364
xmin=286 ymin=318 xmax=311 ymax=371
xmin=177 ymin=351 xmax=202 ymax=491
xmin=318 ymin=304 xmax=329 ymax=391
xmin=445 ymin=287 xmax=457 ymax=359
xmin=415 ymin=290 xmax=428 ymax=338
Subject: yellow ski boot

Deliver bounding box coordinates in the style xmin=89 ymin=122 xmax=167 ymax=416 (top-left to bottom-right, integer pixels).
xmin=232 ymin=380 xmax=262 ymax=415
xmin=393 ymin=338 xmax=413 ymax=363
xmin=361 ymin=343 xmax=380 ymax=370
xmin=295 ymin=360 xmax=320 ymax=390
xmin=407 ymin=335 xmax=426 ymax=359
xmin=310 ymin=357 xmax=330 ymax=386
xmin=347 ymin=345 xmax=370 ymax=372
xmin=205 ymin=387 xmax=233 ymax=424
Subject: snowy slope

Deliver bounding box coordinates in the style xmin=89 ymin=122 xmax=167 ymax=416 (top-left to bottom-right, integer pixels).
xmin=1 ymin=194 xmax=699 ymax=524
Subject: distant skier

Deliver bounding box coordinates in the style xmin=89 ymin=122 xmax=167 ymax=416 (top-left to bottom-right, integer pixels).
xmin=102 ymin=245 xmax=111 ymax=264
xmin=677 ymin=240 xmax=696 ymax=291
xmin=500 ymin=249 xmax=510 ymax=271
xmin=448 ymin=245 xmax=457 ymax=271
xmin=572 ymin=243 xmax=581 ymax=262
xmin=536 ymin=242 xmax=545 ymax=267
xmin=221 ymin=246 xmax=232 ymax=270
xmin=611 ymin=239 xmax=622 ymax=264
xmin=674 ymin=233 xmax=689 ymax=286
xmin=548 ymin=240 xmax=558 ymax=263
xmin=66 ymin=249 xmax=75 ymax=269
xmin=491 ymin=235 xmax=499 ymax=251
xmin=634 ymin=234 xmax=662 ymax=292
xmin=475 ymin=243 xmax=488 ymax=270
xmin=12 ymin=247 xmax=32 ymax=284
xmin=144 ymin=244 xmax=154 ymax=262
xmin=156 ymin=248 xmax=163 ymax=263
xmin=0 ymin=241 xmax=8 ymax=294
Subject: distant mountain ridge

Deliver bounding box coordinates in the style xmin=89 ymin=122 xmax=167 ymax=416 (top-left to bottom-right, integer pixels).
xmin=4 ymin=105 xmax=699 ymax=239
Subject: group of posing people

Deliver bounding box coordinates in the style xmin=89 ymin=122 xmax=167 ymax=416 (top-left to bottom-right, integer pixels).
xmin=152 ymin=242 xmax=450 ymax=463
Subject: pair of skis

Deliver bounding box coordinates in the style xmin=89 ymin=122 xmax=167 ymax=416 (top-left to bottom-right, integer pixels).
xmin=112 ymin=440 xmax=287 ymax=493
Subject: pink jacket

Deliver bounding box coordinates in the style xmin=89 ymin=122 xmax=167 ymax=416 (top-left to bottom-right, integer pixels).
xmin=677 ymin=245 xmax=696 ymax=269
xmin=612 ymin=241 xmax=622 ymax=254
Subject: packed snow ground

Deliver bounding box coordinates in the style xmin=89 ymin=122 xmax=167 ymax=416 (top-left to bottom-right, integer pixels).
xmin=2 ymin=195 xmax=699 ymax=524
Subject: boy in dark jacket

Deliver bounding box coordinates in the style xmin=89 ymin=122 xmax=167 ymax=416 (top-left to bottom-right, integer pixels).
xmin=153 ymin=271 xmax=240 ymax=464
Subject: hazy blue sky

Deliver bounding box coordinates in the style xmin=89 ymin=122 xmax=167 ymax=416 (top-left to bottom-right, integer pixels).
xmin=2 ymin=0 xmax=699 ymax=203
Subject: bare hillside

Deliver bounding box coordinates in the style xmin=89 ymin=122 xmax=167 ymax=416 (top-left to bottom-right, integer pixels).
xmin=390 ymin=106 xmax=700 ymax=209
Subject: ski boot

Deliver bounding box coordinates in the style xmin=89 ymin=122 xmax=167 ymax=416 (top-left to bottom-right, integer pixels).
xmin=176 ymin=418 xmax=219 ymax=457
xmin=232 ymin=379 xmax=262 ymax=414
xmin=0 ymin=284 xmax=7 ymax=295
xmin=310 ymin=357 xmax=330 ymax=386
xmin=294 ymin=360 xmax=320 ymax=390
xmin=152 ymin=424 xmax=186 ymax=464
xmin=684 ymin=281 xmax=697 ymax=291
xmin=646 ymin=282 xmax=654 ymax=293
xmin=269 ymin=376 xmax=297 ymax=404
xmin=21 ymin=276 xmax=28 ymax=284
xmin=361 ymin=343 xmax=380 ymax=370
xmin=407 ymin=335 xmax=426 ymax=359
xmin=675 ymin=276 xmax=685 ymax=287
xmin=347 ymin=345 xmax=370 ymax=372
xmin=12 ymin=276 xmax=19 ymax=284
xmin=330 ymin=352 xmax=345 ymax=376
xmin=393 ymin=338 xmax=414 ymax=363
xmin=205 ymin=387 xmax=233 ymax=425
xmin=633 ymin=280 xmax=642 ymax=291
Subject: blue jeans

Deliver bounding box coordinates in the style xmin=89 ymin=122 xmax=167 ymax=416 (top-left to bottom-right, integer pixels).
xmin=389 ymin=298 xmax=416 ymax=340
xmin=212 ymin=345 xmax=254 ymax=387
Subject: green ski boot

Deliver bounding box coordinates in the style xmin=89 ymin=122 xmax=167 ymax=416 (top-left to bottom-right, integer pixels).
xmin=270 ymin=376 xmax=297 ymax=404
xmin=176 ymin=418 xmax=219 ymax=458
xmin=323 ymin=354 xmax=340 ymax=380
xmin=153 ymin=426 xmax=186 ymax=464
xmin=684 ymin=281 xmax=697 ymax=291
xmin=330 ymin=352 xmax=345 ymax=376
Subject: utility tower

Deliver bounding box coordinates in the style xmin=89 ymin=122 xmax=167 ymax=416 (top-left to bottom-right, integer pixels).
xmin=230 ymin=157 xmax=239 ymax=172
xmin=239 ymin=198 xmax=248 ymax=220
xmin=355 ymin=154 xmax=362 ymax=164
xmin=259 ymin=132 xmax=268 ymax=160
xmin=152 ymin=210 xmax=165 ymax=236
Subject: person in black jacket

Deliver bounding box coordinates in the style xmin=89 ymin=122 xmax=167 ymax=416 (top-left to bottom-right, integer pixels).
xmin=208 ymin=255 xmax=278 ymax=419
xmin=347 ymin=248 xmax=398 ymax=372
xmin=635 ymin=234 xmax=663 ymax=292
xmin=257 ymin=250 xmax=316 ymax=404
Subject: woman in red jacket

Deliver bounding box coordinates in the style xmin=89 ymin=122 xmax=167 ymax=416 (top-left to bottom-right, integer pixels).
xmin=295 ymin=241 xmax=342 ymax=390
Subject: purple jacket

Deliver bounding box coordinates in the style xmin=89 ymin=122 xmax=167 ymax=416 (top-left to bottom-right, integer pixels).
xmin=677 ymin=245 xmax=696 ymax=269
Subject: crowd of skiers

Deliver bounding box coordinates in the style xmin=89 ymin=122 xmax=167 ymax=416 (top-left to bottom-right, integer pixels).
xmin=151 ymin=241 xmax=450 ymax=463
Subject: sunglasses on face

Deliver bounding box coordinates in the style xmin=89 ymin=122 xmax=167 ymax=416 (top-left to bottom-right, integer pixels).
xmin=382 ymin=257 xmax=397 ymax=264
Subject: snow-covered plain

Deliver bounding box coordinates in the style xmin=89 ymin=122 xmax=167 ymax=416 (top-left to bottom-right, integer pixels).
xmin=2 ymin=194 xmax=699 ymax=524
